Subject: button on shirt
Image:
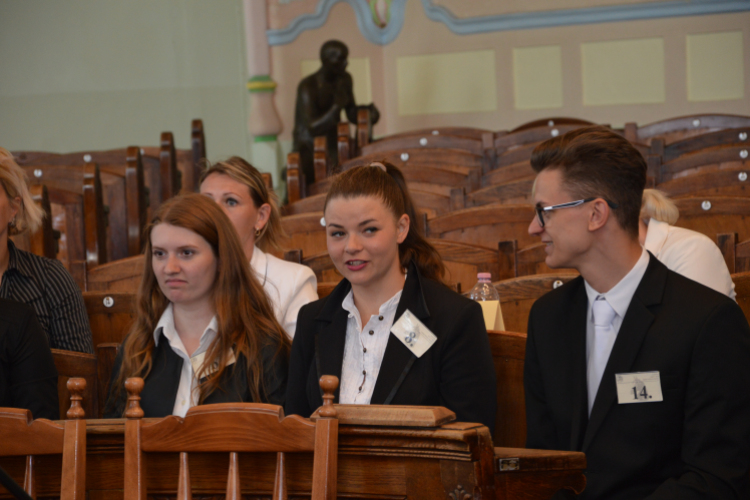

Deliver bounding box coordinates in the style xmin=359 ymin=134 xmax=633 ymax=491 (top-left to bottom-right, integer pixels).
xmin=153 ymin=304 xmax=219 ymax=417
xmin=339 ymin=288 xmax=403 ymax=405
xmin=583 ymin=249 xmax=650 ymax=414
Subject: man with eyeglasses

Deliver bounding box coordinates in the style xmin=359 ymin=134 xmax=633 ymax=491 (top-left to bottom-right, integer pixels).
xmin=523 ymin=126 xmax=750 ymax=499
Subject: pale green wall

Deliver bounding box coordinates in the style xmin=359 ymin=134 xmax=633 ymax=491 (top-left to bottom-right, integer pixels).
xmin=0 ymin=0 xmax=252 ymax=163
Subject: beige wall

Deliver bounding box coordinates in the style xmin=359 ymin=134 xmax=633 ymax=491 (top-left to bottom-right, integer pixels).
xmin=0 ymin=0 xmax=251 ymax=164
xmin=271 ymin=1 xmax=750 ymax=147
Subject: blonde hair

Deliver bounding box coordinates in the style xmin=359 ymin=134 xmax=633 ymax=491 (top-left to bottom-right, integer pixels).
xmin=641 ymin=189 xmax=679 ymax=225
xmin=199 ymin=157 xmax=285 ymax=252
xmin=0 ymin=148 xmax=45 ymax=235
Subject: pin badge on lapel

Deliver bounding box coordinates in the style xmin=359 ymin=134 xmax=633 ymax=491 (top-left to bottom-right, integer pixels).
xmin=391 ymin=309 xmax=437 ymax=358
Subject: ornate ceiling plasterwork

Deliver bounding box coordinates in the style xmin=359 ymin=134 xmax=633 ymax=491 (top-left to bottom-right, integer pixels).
xmin=266 ymin=0 xmax=750 ymax=46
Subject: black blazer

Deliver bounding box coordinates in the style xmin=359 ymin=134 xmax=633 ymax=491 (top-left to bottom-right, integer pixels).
xmin=104 ymin=330 xmax=288 ymax=418
xmin=0 ymin=298 xmax=58 ymax=420
xmin=525 ymin=254 xmax=750 ymax=499
xmin=286 ymin=263 xmax=497 ymax=433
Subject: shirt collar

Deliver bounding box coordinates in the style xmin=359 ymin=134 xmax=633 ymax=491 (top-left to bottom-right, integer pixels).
xmin=153 ymin=303 xmax=219 ymax=349
xmin=642 ymin=218 xmax=669 ymax=256
xmin=249 ymin=245 xmax=266 ymax=271
xmin=6 ymin=240 xmax=32 ymax=278
xmin=584 ymin=248 xmax=650 ymax=319
xmin=341 ymin=280 xmax=405 ymax=330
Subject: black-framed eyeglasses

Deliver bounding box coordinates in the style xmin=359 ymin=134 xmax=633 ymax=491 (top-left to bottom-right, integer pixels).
xmin=534 ymin=198 xmax=619 ymax=228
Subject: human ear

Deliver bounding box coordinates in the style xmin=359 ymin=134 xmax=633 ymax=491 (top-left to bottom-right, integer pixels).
xmin=255 ymin=203 xmax=272 ymax=231
xmin=396 ymin=214 xmax=410 ymax=244
xmin=588 ymin=199 xmax=610 ymax=232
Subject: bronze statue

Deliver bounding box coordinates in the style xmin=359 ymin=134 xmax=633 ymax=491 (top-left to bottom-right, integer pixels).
xmin=292 ymin=40 xmax=379 ymax=183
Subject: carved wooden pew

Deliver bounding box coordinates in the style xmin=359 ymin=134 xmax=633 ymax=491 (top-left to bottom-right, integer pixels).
xmin=624 ymin=113 xmax=750 ymax=146
xmin=427 ymin=203 xmax=537 ymax=250
xmin=650 ymin=126 xmax=750 ymax=163
xmin=0 ymin=410 xmax=586 ymax=499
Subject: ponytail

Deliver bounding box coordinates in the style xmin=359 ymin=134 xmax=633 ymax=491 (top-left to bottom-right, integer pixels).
xmin=324 ymin=162 xmax=445 ymax=283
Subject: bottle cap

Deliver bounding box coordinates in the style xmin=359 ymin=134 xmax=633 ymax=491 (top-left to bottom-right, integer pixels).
xmin=477 ymin=272 xmax=492 ymax=281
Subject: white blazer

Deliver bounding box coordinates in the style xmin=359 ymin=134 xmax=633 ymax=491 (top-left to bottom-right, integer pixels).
xmin=250 ymin=246 xmax=318 ymax=338
xmin=644 ymin=218 xmax=736 ymax=300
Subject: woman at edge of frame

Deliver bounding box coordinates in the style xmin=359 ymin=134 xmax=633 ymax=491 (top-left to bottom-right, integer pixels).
xmin=285 ymin=161 xmax=497 ymax=433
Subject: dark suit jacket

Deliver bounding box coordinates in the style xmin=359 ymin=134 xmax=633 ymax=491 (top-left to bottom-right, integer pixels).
xmin=525 ymin=254 xmax=750 ymax=499
xmin=0 ymin=298 xmax=58 ymax=420
xmin=286 ymin=263 xmax=497 ymax=433
xmin=104 ymin=330 xmax=288 ymax=418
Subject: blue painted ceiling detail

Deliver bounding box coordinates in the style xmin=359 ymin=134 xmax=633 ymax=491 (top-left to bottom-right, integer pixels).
xmin=267 ymin=0 xmax=750 ymax=46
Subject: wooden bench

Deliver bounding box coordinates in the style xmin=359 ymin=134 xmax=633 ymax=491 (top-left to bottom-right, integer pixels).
xmin=427 ymin=204 xmax=537 ymax=250
xmin=625 ymin=113 xmax=750 ymax=145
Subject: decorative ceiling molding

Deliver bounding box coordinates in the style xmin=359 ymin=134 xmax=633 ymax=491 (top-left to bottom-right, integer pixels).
xmin=267 ymin=0 xmax=407 ymax=46
xmin=420 ymin=0 xmax=750 ymax=34
xmin=267 ymin=0 xmax=750 ymax=46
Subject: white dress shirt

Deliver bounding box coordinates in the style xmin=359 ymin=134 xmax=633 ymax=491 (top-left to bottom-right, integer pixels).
xmin=644 ymin=218 xmax=736 ymax=300
xmin=583 ymin=249 xmax=649 ymax=414
xmin=153 ymin=304 xmax=220 ymax=417
xmin=339 ymin=288 xmax=403 ymax=405
xmin=250 ymin=246 xmax=318 ymax=339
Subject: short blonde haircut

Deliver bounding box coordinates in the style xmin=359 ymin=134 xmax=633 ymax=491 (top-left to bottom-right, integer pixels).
xmin=199 ymin=157 xmax=286 ymax=252
xmin=0 ymin=148 xmax=45 ymax=235
xmin=641 ymin=189 xmax=679 ymax=225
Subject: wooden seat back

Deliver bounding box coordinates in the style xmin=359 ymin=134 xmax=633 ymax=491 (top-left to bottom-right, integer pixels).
xmin=51 ymin=349 xmax=98 ymax=421
xmin=653 ymin=126 xmax=750 ymax=163
xmin=494 ymin=124 xmax=590 ymax=152
xmin=514 ymin=241 xmax=578 ymax=277
xmin=510 ymin=117 xmax=595 ymax=132
xmin=427 ymin=204 xmax=537 ymax=249
xmin=650 ymin=144 xmax=750 ymax=183
xmin=85 ymin=254 xmax=144 ymax=292
xmin=494 ymin=273 xmax=579 ymax=333
xmin=658 ymin=166 xmax=750 ymax=199
xmin=626 ymin=114 xmax=750 ymax=145
xmin=467 ymin=176 xmax=535 ymax=207
xmin=20 ymin=150 xmax=146 ymax=261
xmin=123 ymin=375 xmax=339 ymax=500
xmin=83 ymin=291 xmax=136 ymax=347
xmin=0 ymin=378 xmax=87 ymax=500
xmin=340 ymin=148 xmax=484 ymax=177
xmin=361 ymin=132 xmax=486 ymax=157
xmin=672 ymin=196 xmax=750 ymax=243
xmin=487 ymin=330 xmax=526 ymax=448
xmin=279 ymin=212 xmax=327 ymax=257
xmin=23 ymin=163 xmax=108 ymax=267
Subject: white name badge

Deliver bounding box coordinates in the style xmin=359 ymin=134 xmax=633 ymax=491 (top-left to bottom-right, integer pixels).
xmin=615 ymin=371 xmax=663 ymax=404
xmin=391 ymin=309 xmax=437 ymax=358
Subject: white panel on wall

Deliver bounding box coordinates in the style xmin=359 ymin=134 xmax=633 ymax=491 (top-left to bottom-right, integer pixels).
xmin=513 ymin=45 xmax=563 ymax=110
xmin=300 ymin=57 xmax=373 ymax=104
xmin=686 ymin=31 xmax=744 ymax=102
xmin=581 ymin=37 xmax=665 ymax=106
xmin=396 ymin=50 xmax=497 ymax=116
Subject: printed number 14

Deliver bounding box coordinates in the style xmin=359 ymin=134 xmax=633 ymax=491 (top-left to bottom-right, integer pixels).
xmin=633 ymin=386 xmax=648 ymax=400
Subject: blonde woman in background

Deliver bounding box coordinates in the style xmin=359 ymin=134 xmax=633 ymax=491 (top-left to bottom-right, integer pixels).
xmin=0 ymin=148 xmax=92 ymax=353
xmin=200 ymin=157 xmax=317 ymax=338
xmin=639 ymin=188 xmax=735 ymax=299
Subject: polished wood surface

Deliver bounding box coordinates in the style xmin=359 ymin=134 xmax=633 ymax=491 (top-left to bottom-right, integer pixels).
xmin=1 ymin=416 xmax=586 ymax=499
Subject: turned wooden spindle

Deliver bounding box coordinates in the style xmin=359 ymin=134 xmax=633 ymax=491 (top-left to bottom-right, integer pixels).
xmin=124 ymin=377 xmax=145 ymax=419
xmin=66 ymin=378 xmax=87 ymax=420
xmin=318 ymin=375 xmax=339 ymax=419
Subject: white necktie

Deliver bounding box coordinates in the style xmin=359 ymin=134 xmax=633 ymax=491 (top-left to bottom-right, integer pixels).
xmin=588 ymin=296 xmax=617 ymax=415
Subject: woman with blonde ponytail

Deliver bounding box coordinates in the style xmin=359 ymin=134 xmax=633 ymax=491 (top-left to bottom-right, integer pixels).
xmin=286 ymin=161 xmax=496 ymax=433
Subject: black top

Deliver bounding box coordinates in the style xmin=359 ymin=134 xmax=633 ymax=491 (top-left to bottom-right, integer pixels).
xmin=0 ymin=298 xmax=59 ymax=420
xmin=0 ymin=241 xmax=93 ymax=353
xmin=286 ymin=263 xmax=497 ymax=433
xmin=525 ymin=254 xmax=750 ymax=499
xmin=104 ymin=329 xmax=288 ymax=418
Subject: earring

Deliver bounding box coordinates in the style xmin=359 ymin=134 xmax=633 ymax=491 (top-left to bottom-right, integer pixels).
xmin=8 ymin=217 xmax=16 ymax=228
xmin=255 ymin=228 xmax=261 ymax=237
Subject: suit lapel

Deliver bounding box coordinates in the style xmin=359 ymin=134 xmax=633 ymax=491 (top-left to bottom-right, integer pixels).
xmin=567 ymin=283 xmax=590 ymax=451
xmin=370 ymin=265 xmax=430 ymax=405
xmin=314 ymin=280 xmax=352 ymax=403
xmin=582 ymin=255 xmax=666 ymax=451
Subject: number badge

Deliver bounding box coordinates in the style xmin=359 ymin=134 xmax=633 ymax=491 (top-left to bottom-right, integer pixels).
xmin=615 ymin=371 xmax=664 ymax=404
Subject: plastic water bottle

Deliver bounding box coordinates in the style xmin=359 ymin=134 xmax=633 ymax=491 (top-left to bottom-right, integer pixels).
xmin=468 ymin=273 xmax=504 ymax=331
